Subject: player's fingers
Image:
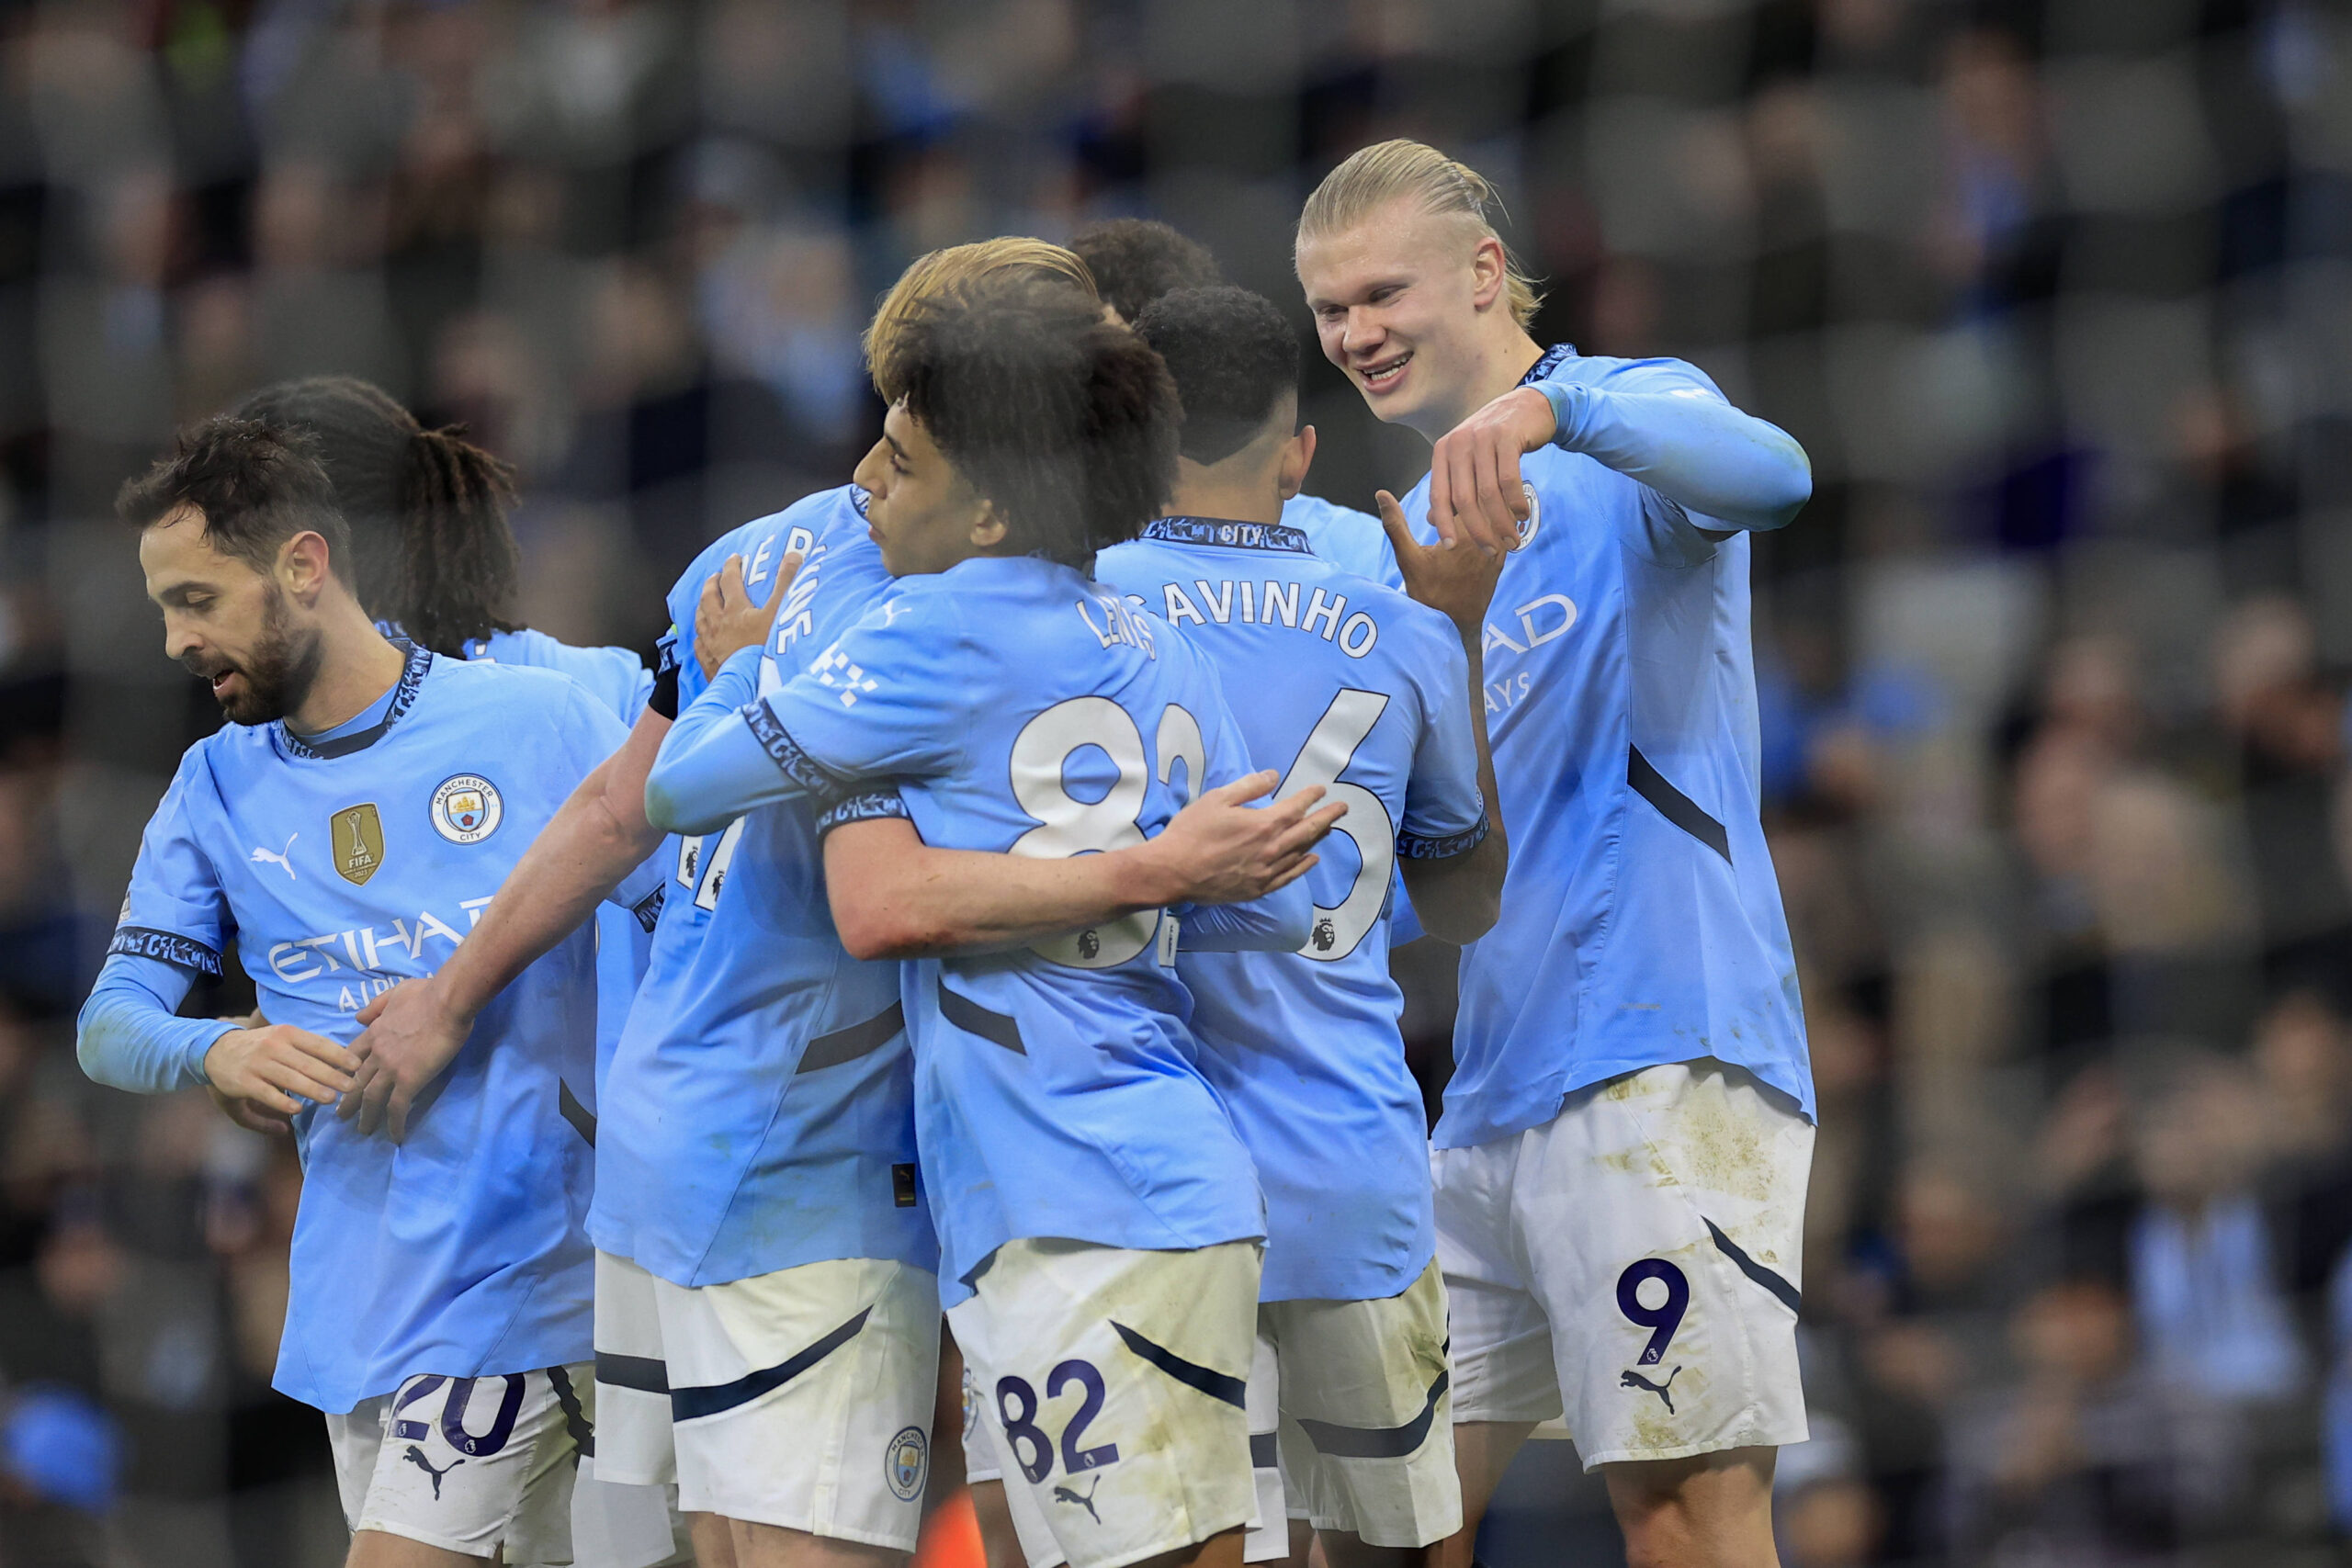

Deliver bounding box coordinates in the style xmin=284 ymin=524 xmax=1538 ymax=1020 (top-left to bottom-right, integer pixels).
xmin=388 ymin=1084 xmax=417 ymax=1145
xmin=1261 ymin=784 xmax=1327 ymax=827
xmin=769 ymin=553 xmax=806 ymax=625
xmin=1468 ymin=436 xmax=1517 ymax=555
xmin=335 ymin=1055 xmax=377 ymax=1120
xmin=1449 ymin=440 xmax=1490 ymax=549
xmin=250 ymin=1084 xmax=304 ymax=1117
xmin=1427 ymin=443 xmax=1453 ymax=538
xmin=1374 ymin=491 xmax=1419 ymax=565
xmin=718 ymin=555 xmax=748 ymax=611
xmin=287 ymin=1031 xmax=356 ymax=1077
xmin=355 ymin=990 xmax=389 ymax=1026
xmin=1262 ymin=852 xmax=1321 ymax=894
xmin=355 ymin=1069 xmax=396 ymax=1136
xmin=1204 ymin=769 xmax=1282 ymax=807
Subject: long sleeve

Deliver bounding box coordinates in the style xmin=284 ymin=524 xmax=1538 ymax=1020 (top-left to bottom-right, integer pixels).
xmin=76 ymin=952 xmax=233 ymax=1094
xmin=1176 ymin=874 xmax=1314 ymax=953
xmin=1540 ymin=370 xmax=1811 ymax=533
xmin=644 ymin=647 xmax=813 ymax=835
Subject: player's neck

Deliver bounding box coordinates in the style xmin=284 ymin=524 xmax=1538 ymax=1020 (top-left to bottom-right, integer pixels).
xmin=1165 ymin=469 xmax=1283 ymax=528
xmin=287 ymin=602 xmax=408 ymax=736
xmin=1424 ymin=326 xmax=1546 ymax=441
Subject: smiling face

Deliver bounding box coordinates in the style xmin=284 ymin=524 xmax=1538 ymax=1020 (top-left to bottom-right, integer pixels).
xmin=1295 ymin=196 xmax=1511 ymax=440
xmin=138 ymin=504 xmax=324 ymax=724
xmin=852 ymin=400 xmax=1003 ymax=578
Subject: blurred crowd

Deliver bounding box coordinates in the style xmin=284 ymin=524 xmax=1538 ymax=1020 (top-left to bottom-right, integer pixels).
xmin=0 ymin=0 xmax=2339 ymax=1562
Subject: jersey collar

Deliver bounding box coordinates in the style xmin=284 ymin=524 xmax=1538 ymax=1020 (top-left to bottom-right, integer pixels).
xmin=1142 ymin=516 xmax=1312 ymax=555
xmin=279 ymin=640 xmax=433 ymax=761
xmin=1519 ymin=342 xmax=1576 ymax=388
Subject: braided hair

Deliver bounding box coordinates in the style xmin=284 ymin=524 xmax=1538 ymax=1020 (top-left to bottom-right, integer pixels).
xmin=232 ymin=377 xmax=522 ymax=654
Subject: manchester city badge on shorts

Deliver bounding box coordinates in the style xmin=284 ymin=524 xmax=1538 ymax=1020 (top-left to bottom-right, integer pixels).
xmin=885 ymin=1425 xmax=928 ymax=1502
xmin=431 ymin=774 xmax=503 ymax=844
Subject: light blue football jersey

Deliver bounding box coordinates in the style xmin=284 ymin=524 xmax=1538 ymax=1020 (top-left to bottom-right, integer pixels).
xmin=1096 ymin=518 xmax=1487 ymax=1302
xmin=1408 ymin=345 xmax=1813 ymax=1150
xmin=589 ymin=485 xmax=934 ymax=1288
xmin=109 ymin=648 xmax=643 ymax=1412
xmin=461 ymin=626 xmax=657 ymax=1112
xmin=746 ymin=556 xmax=1273 ymax=1303
xmin=1283 ymin=492 xmax=1401 ymax=590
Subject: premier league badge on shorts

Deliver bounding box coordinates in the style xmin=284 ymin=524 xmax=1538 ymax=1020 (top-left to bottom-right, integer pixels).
xmin=885 ymin=1425 xmax=927 ymax=1502
xmin=431 ymin=774 xmax=503 ymax=844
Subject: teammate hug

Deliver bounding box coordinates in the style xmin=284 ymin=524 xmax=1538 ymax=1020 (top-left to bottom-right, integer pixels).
xmin=79 ymin=140 xmax=1815 ymax=1568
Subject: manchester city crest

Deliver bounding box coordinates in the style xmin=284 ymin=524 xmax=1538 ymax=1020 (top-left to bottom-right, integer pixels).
xmin=884 ymin=1425 xmax=927 ymax=1501
xmin=1517 ymin=481 xmax=1542 ymax=546
xmin=430 ymin=774 xmax=503 ymax=844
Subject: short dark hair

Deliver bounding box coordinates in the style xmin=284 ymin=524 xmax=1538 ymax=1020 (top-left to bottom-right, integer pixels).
xmin=233 ymin=377 xmax=521 ymax=654
xmin=117 ymin=416 xmax=352 ymax=575
xmin=1069 ymin=219 xmax=1220 ymax=325
xmin=1132 ymin=286 xmax=1300 ymax=466
xmin=898 ymin=278 xmax=1180 ymax=569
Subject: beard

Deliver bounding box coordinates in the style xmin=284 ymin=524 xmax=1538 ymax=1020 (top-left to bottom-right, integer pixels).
xmin=182 ymin=584 xmax=324 ymax=725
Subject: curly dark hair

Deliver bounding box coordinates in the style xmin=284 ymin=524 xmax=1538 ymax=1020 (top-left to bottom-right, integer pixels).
xmin=897 ymin=279 xmax=1181 ymax=570
xmin=118 ymin=417 xmax=351 ymax=571
xmin=232 ymin=377 xmax=521 ymax=655
xmin=1132 ymin=286 xmax=1300 ymax=466
xmin=1069 ymin=219 xmax=1221 ymax=326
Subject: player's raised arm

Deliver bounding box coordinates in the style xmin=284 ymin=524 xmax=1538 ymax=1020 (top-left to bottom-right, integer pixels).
xmin=1426 ymin=368 xmax=1811 ymax=554
xmin=1375 ymin=491 xmax=1510 ymax=942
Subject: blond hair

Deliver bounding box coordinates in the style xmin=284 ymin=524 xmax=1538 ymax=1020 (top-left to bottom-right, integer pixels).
xmin=864 ymin=239 xmax=1098 ymax=401
xmin=1297 ymin=140 xmax=1544 ymax=330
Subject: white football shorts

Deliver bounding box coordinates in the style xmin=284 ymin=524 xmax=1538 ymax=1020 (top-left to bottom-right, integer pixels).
xmin=1433 ymin=1056 xmax=1813 ymax=1469
xmin=592 ymin=1251 xmax=677 ymax=1488
xmin=328 ymin=1363 xmax=592 ymax=1563
xmin=654 ymin=1255 xmax=940 ymax=1551
xmin=950 ymin=1237 xmax=1260 ymax=1568
xmin=1254 ymin=1257 xmax=1461 ymax=1549
xmin=963 ymin=1360 xmax=1069 ymax=1568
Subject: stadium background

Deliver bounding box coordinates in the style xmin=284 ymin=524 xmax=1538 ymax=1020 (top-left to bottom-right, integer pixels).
xmin=0 ymin=0 xmax=2341 ymax=1562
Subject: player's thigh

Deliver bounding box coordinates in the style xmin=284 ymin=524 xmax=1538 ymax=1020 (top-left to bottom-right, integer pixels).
xmin=1515 ymin=1060 xmax=1812 ymax=1471
xmin=330 ymin=1366 xmax=590 ymax=1565
xmin=964 ymin=1360 xmax=1066 ymax=1568
xmin=951 ymin=1238 xmax=1260 ymax=1568
xmin=1261 ymin=1260 xmax=1460 ymax=1551
xmin=656 ymin=1257 xmax=942 ymax=1552
xmin=594 ymin=1249 xmax=679 ymax=1488
xmin=1431 ymin=1138 xmax=1563 ymax=1429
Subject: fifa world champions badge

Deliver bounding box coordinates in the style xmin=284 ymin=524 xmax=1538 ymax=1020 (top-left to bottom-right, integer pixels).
xmin=431 ymin=774 xmax=503 ymax=844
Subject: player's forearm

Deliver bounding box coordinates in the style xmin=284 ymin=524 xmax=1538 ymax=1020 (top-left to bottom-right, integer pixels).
xmin=1540 ymin=380 xmax=1811 ymax=531
xmin=434 ymin=764 xmax=666 ymax=1019
xmin=76 ymin=953 xmax=229 ymax=1094
xmin=830 ymin=839 xmax=1183 ymax=961
xmin=646 ymin=648 xmax=808 ymax=834
xmin=1404 ymin=637 xmax=1508 ymax=944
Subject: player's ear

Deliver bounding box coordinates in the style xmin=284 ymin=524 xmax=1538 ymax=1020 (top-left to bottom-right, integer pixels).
xmin=1468 ymin=232 xmax=1508 ymax=312
xmin=1279 ymin=424 xmax=1317 ymax=501
xmin=968 ymin=498 xmax=1008 ymax=551
xmin=277 ymin=530 xmax=334 ymax=604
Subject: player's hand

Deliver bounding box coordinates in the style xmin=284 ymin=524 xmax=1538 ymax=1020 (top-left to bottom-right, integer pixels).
xmin=1425 ymin=384 xmax=1555 ymax=555
xmin=202 ymin=1025 xmax=354 ymax=1121
xmin=695 ymin=551 xmax=805 ymax=679
xmin=1378 ymin=489 xmax=1509 ymax=639
xmin=344 ymin=977 xmax=473 ymax=1141
xmin=1148 ymin=770 xmax=1348 ymax=906
xmin=208 ymin=1085 xmax=294 ymax=1136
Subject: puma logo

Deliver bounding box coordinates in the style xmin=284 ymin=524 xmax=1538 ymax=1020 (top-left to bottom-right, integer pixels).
xmin=401 ymin=1445 xmax=463 ymax=1500
xmin=250 ymin=834 xmax=298 ymax=880
xmin=1051 ymin=1473 xmax=1102 ymax=1524
xmin=1620 ymin=1366 xmax=1682 ymax=1414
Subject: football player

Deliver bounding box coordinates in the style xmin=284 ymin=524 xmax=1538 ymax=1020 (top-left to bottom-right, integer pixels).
xmin=1295 ymin=140 xmax=1816 ymax=1568
xmin=1095 ymin=283 xmax=1509 ymax=1568
xmin=81 ymin=420 xmax=660 ymax=1566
